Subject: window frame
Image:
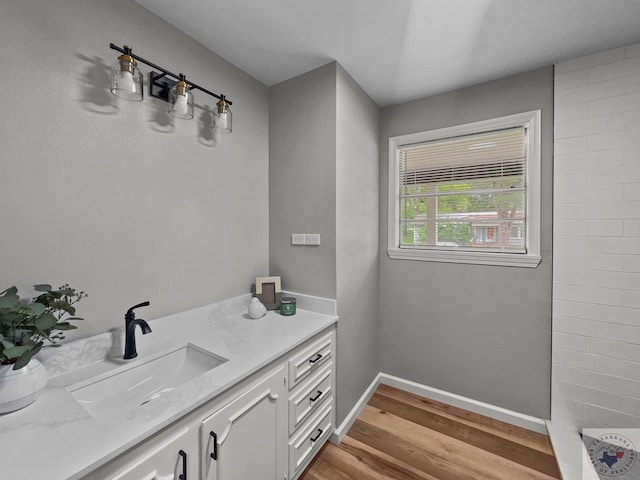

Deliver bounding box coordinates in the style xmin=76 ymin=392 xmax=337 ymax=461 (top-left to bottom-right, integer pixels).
xmin=387 ymin=110 xmax=542 ymax=268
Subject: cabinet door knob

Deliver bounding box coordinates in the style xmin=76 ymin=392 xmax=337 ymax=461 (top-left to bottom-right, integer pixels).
xmin=309 ymin=390 xmax=323 ymax=402
xmin=309 ymin=353 xmax=323 ymax=364
xmin=209 ymin=431 xmax=218 ymax=460
xmin=310 ymin=428 xmax=323 ymax=442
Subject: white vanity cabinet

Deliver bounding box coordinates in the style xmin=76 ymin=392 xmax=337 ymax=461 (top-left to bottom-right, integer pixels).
xmin=83 ymin=426 xmax=190 ymax=480
xmin=200 ymin=366 xmax=287 ymax=480
xmin=286 ymin=329 xmax=336 ymax=479
xmin=83 ymin=324 xmax=336 ymax=480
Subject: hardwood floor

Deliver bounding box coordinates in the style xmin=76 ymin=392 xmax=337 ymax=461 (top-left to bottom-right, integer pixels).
xmin=300 ymin=384 xmax=561 ymax=480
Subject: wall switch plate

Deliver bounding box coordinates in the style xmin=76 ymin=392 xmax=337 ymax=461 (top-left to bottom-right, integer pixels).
xmin=305 ymin=234 xmax=320 ymax=245
xmin=291 ymin=234 xmax=306 ymax=245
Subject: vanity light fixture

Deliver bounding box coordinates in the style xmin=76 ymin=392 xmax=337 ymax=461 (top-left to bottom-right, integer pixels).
xmin=213 ymin=95 xmax=232 ymax=133
xmin=109 ymin=43 xmax=233 ymax=132
xmin=168 ymin=73 xmax=194 ymax=120
xmin=110 ymin=45 xmax=143 ymax=101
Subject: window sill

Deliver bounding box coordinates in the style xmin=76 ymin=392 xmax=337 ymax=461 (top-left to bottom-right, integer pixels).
xmin=387 ymin=248 xmax=541 ymax=268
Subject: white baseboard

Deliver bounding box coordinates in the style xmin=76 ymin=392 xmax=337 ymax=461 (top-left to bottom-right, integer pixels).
xmin=332 ymin=372 xmax=548 ymax=442
xmin=331 ymin=373 xmax=382 ymax=443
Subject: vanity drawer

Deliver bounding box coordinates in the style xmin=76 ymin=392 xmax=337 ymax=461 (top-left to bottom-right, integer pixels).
xmin=288 ymin=331 xmax=333 ymax=389
xmin=289 ymin=361 xmax=333 ymax=434
xmin=289 ymin=399 xmax=333 ymax=475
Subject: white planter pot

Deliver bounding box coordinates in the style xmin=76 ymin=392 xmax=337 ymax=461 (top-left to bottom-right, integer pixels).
xmin=0 ymin=358 xmax=48 ymax=414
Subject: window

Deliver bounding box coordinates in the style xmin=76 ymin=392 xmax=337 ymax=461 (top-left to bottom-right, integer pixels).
xmin=387 ymin=111 xmax=541 ymax=267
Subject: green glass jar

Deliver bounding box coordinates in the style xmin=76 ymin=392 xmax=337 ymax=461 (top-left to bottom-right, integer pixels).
xmin=280 ymin=297 xmax=296 ymax=316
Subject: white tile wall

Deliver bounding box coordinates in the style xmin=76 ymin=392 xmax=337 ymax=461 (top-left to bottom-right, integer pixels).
xmin=553 ymin=42 xmax=640 ymax=430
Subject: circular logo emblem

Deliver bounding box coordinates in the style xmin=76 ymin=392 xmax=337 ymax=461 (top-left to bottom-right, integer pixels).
xmin=588 ymin=433 xmax=637 ymax=477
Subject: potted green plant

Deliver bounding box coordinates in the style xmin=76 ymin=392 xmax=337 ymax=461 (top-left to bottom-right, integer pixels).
xmin=0 ymin=284 xmax=86 ymax=413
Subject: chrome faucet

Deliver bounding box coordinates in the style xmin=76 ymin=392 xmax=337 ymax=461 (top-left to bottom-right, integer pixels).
xmin=123 ymin=301 xmax=152 ymax=360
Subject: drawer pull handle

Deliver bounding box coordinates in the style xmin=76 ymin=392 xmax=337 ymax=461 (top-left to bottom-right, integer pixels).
xmin=178 ymin=449 xmax=187 ymax=480
xmin=309 ymin=353 xmax=323 ymax=364
xmin=310 ymin=428 xmax=323 ymax=442
xmin=309 ymin=390 xmax=323 ymax=402
xmin=209 ymin=431 xmax=218 ymax=460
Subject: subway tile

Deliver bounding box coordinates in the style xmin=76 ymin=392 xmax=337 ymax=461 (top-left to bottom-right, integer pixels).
xmin=582 ymin=353 xmax=627 ymax=376
xmin=584 ymin=403 xmax=640 ymax=428
xmin=556 ymin=316 xmax=621 ymax=340
xmin=554 ymin=219 xmax=589 ymax=236
xmin=588 ymin=219 xmax=624 ymax=237
xmin=623 ymin=290 xmax=640 ymax=309
xmin=588 ymin=129 xmax=640 ymax=152
xmin=588 ymin=92 xmax=640 ymax=116
xmin=585 ymin=304 xmax=640 ymax=326
xmin=621 ymin=395 xmax=640 ymax=417
xmin=553 ymin=300 xmax=587 ymax=320
xmin=592 ymin=236 xmax=640 ymax=255
xmin=624 ymin=219 xmax=640 ymax=236
xmin=582 ymin=253 xmax=624 ymax=271
xmin=555 ymin=380 xmax=621 ymax=410
xmin=554 ymin=114 xmax=625 ymax=139
xmin=587 ymin=338 xmax=640 ymax=362
xmin=554 ymin=154 xmax=588 ymax=171
xmin=554 ymin=267 xmax=586 ymax=286
xmin=586 ymin=271 xmax=640 ymax=291
xmin=554 ymin=168 xmax=587 ymax=187
xmin=587 ymin=165 xmax=640 ymax=185
xmin=553 ymin=347 xmax=585 ymax=368
xmin=554 ymin=332 xmax=587 ymax=352
xmin=623 ymin=183 xmax=640 ymax=201
xmin=556 ymin=79 xmax=625 ymax=107
xmin=624 ymin=147 xmax=640 ymax=166
xmin=587 ymin=56 xmax=640 ymax=85
xmin=625 ymin=110 xmax=640 ymax=128
xmin=623 ymin=360 xmax=640 ymax=381
xmin=586 ymin=185 xmax=626 ymax=203
xmin=555 ymin=235 xmax=587 ymax=253
xmin=554 ymin=284 xmax=587 ymax=303
xmin=554 ymin=187 xmax=589 ymax=204
xmin=620 ymin=325 xmax=640 ymax=345
xmin=555 ymin=70 xmax=588 ymax=91
xmin=554 ymin=203 xmax=588 ymax=220
xmin=555 ymin=103 xmax=589 ymax=124
xmin=624 ymin=255 xmax=640 ymax=272
xmin=555 ymin=136 xmax=589 ymax=155
xmin=556 ymin=47 xmax=626 ymax=75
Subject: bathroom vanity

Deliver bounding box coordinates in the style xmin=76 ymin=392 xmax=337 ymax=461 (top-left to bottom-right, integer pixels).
xmin=0 ymin=293 xmax=337 ymax=480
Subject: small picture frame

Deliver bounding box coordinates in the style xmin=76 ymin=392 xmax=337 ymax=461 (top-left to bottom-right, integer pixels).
xmin=255 ymin=276 xmax=282 ymax=310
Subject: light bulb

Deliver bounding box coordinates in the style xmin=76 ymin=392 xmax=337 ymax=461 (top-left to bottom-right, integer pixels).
xmin=174 ymin=93 xmax=188 ymax=116
xmin=118 ymin=70 xmax=136 ymax=94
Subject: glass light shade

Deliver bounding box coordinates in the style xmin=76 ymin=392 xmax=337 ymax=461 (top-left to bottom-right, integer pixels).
xmin=168 ymin=79 xmax=194 ymax=120
xmin=111 ymin=54 xmax=143 ymax=101
xmin=212 ymin=99 xmax=232 ymax=133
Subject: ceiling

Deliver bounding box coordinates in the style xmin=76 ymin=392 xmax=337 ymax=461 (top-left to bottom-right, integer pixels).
xmin=135 ymin=0 xmax=640 ymax=107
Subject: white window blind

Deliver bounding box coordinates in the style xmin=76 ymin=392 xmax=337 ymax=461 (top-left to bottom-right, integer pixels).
xmin=398 ymin=127 xmax=528 ymax=253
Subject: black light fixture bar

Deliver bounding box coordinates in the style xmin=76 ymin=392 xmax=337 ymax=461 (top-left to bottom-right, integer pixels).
xmin=109 ymin=43 xmax=232 ymax=105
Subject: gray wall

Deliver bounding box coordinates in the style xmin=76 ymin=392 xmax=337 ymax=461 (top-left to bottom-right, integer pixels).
xmin=270 ymin=63 xmax=380 ymax=424
xmin=335 ymin=65 xmax=380 ymax=423
xmin=269 ymin=64 xmax=337 ymax=298
xmin=379 ymin=67 xmax=554 ymax=418
xmin=0 ymin=0 xmax=269 ymax=337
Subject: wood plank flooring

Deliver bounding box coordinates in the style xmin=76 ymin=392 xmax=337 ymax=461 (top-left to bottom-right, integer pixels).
xmin=300 ymin=384 xmax=561 ymax=480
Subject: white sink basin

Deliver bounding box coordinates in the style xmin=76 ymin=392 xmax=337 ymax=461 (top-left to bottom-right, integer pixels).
xmin=68 ymin=344 xmax=227 ymax=417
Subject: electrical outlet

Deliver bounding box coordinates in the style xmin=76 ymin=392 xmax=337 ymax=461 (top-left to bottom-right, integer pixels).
xmin=305 ymin=234 xmax=320 ymax=245
xmin=291 ymin=234 xmax=306 ymax=245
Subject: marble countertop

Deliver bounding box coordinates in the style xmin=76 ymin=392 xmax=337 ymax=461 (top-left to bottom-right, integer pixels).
xmin=0 ymin=292 xmax=338 ymax=479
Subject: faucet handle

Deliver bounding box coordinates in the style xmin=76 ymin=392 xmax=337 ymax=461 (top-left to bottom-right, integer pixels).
xmin=125 ymin=301 xmax=150 ymax=320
